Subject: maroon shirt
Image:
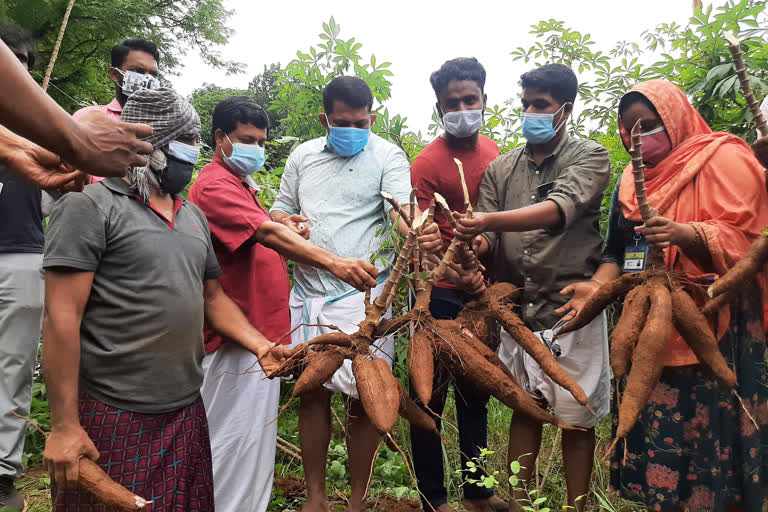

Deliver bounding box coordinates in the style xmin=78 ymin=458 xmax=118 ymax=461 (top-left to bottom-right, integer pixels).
xmin=411 ymin=135 xmax=499 ymax=288
xmin=189 ymin=155 xmax=290 ymax=352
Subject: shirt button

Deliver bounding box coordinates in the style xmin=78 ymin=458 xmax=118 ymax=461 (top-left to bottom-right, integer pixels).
xmin=530 ymin=194 xmax=536 ymax=200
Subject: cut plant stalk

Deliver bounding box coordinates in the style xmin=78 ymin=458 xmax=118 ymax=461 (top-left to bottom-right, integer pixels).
xmin=453 ymin=157 xmax=472 ymax=215
xmin=724 ymin=32 xmax=768 ymax=139
xmin=268 ymin=207 xmax=431 ymax=435
xmin=703 ymin=34 xmax=768 ymax=313
xmin=723 ymin=32 xmax=768 ymax=171
xmin=553 ymin=121 xmax=736 ymax=458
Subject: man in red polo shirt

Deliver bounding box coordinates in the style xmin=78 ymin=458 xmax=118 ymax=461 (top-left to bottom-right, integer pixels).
xmin=410 ymin=57 xmax=505 ymax=512
xmin=189 ymin=96 xmax=378 ymax=512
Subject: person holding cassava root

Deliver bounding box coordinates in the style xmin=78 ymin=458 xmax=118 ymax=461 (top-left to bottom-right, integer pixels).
xmin=454 ymin=63 xmax=612 ymax=512
xmin=42 ymin=88 xmax=289 ymax=512
xmin=408 ymin=57 xmax=508 ymax=512
xmin=269 ymin=76 xmax=442 ymax=512
xmin=188 ymin=96 xmax=380 ymax=512
xmin=580 ymin=80 xmax=768 ymax=512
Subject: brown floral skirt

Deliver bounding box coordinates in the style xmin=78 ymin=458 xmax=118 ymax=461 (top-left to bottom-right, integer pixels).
xmin=610 ymin=286 xmax=768 ymax=512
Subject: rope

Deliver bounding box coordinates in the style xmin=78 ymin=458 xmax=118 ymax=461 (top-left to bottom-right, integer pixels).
xmin=42 ymin=0 xmax=77 ymax=91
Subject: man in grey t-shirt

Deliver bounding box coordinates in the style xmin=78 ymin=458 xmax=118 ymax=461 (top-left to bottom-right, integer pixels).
xmin=41 ymin=88 xmax=286 ymax=512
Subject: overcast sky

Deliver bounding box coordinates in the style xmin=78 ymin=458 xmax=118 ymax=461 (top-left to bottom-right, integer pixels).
xmin=171 ymin=0 xmax=694 ymax=132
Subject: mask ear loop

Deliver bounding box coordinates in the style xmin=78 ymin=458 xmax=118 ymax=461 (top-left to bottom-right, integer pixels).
xmin=552 ymin=102 xmax=572 ymax=133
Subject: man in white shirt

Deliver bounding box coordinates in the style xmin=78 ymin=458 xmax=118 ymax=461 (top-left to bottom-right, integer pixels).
xmin=270 ymin=76 xmax=441 ymax=512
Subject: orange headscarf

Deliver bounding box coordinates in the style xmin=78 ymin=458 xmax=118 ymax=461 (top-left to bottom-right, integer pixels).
xmin=617 ymin=80 xmax=768 ymax=366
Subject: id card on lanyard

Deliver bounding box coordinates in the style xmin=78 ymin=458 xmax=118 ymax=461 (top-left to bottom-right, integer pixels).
xmin=624 ymin=232 xmax=649 ymax=272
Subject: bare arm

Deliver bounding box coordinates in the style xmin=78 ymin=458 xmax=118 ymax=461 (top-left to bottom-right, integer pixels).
xmin=0 ymin=41 xmax=153 ymax=176
xmin=203 ymin=279 xmax=287 ymax=372
xmin=0 ymin=125 xmax=87 ymax=189
xmin=42 ymin=270 xmax=100 ymax=489
xmin=454 ymin=200 xmax=562 ymax=242
xmin=252 ymin=221 xmax=378 ymax=291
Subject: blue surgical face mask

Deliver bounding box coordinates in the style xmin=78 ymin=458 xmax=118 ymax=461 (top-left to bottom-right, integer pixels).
xmin=222 ymin=134 xmax=266 ymax=177
xmin=520 ymin=103 xmax=570 ymax=144
xmin=325 ymin=114 xmax=370 ymax=157
xmin=167 ymin=140 xmax=200 ymax=165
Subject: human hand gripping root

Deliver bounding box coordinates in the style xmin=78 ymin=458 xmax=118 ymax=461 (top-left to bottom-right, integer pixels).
xmin=553 ymin=121 xmax=738 ymax=460
xmin=14 ymin=412 xmax=151 ymax=511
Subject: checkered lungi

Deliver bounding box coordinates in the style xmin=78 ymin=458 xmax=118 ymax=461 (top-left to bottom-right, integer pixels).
xmin=53 ymin=392 xmax=214 ymax=511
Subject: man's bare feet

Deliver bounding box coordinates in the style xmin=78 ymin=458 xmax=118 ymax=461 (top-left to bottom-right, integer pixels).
xmin=301 ymin=500 xmax=331 ymax=512
xmin=347 ymin=500 xmax=367 ymax=512
xmin=463 ymin=494 xmax=510 ymax=512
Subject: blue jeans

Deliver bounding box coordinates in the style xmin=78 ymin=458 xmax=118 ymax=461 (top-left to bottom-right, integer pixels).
xmin=410 ymin=287 xmax=493 ymax=509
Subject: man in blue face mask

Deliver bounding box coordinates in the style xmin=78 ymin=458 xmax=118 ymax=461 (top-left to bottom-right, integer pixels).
xmin=454 ymin=64 xmax=611 ymax=512
xmin=270 ymin=77 xmax=442 ymax=512
xmin=189 ymin=96 xmax=380 ymax=512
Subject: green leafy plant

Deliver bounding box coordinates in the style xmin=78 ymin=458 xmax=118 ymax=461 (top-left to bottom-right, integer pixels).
xmin=22 ymin=381 xmax=49 ymax=469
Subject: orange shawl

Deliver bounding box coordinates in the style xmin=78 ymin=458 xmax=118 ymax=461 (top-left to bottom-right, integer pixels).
xmin=618 ymin=80 xmax=768 ymax=366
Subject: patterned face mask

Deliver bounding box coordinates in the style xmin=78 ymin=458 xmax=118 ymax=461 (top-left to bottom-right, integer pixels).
xmin=114 ymin=68 xmax=160 ymax=97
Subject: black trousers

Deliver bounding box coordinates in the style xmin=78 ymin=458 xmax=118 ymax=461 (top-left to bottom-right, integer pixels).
xmin=410 ymin=288 xmax=493 ymax=510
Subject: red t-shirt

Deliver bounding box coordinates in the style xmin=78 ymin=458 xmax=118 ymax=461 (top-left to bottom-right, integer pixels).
xmin=411 ymin=135 xmax=499 ymax=288
xmin=189 ymin=156 xmax=291 ymax=352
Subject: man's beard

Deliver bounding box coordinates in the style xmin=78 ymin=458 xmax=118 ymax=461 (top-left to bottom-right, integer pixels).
xmin=115 ymin=82 xmax=128 ymax=107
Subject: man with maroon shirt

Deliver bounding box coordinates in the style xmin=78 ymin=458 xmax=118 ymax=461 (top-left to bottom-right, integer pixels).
xmin=73 ymin=38 xmax=160 ymax=184
xmin=188 ymin=96 xmax=377 ymax=512
xmin=410 ymin=58 xmax=506 ymax=512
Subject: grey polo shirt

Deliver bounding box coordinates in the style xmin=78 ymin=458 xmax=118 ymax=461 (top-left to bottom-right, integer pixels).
xmin=44 ymin=178 xmax=222 ymax=413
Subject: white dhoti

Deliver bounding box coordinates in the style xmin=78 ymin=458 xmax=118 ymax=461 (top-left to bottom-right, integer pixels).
xmin=201 ymin=342 xmax=280 ymax=512
xmin=288 ymin=279 xmax=395 ymax=398
xmin=498 ymin=312 xmax=610 ymax=428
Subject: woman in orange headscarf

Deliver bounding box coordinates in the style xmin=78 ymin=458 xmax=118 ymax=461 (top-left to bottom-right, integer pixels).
xmin=590 ymin=80 xmax=768 ymax=511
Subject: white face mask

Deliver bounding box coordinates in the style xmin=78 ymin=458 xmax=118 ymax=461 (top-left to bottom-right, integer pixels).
xmin=442 ymin=109 xmax=483 ymax=138
xmin=114 ymin=68 xmax=160 ymax=97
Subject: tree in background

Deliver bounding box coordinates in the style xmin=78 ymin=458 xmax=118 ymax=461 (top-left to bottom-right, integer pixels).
xmin=0 ymin=0 xmax=241 ymax=112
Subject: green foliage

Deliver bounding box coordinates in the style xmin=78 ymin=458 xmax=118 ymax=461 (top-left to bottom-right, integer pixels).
xmin=189 ymin=84 xmax=249 ymax=148
xmin=505 ymin=0 xmax=767 ymax=211
xmin=15 ymin=2 xmax=768 ymax=510
xmin=271 ymin=17 xmax=427 ymax=160
xmin=3 ymin=0 xmax=240 ymax=112
xmin=22 ymin=381 xmax=49 ymax=469
xmin=646 ymin=0 xmax=768 ymax=139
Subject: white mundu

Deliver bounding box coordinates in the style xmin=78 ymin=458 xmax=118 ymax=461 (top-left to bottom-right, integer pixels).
xmin=201 ymin=343 xmax=280 ymax=512
xmin=498 ymin=312 xmax=610 ymax=428
xmin=288 ymin=278 xmax=395 ymax=398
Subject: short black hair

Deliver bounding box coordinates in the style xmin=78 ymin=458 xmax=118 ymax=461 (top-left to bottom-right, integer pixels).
xmin=111 ymin=38 xmax=160 ymax=69
xmin=211 ymin=96 xmax=270 ymax=143
xmin=520 ymin=63 xmax=578 ymax=105
xmin=429 ymin=57 xmax=486 ymax=98
xmin=0 ymin=24 xmax=37 ymax=69
xmin=323 ymin=76 xmax=373 ymax=114
xmin=618 ymin=91 xmax=659 ymax=117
